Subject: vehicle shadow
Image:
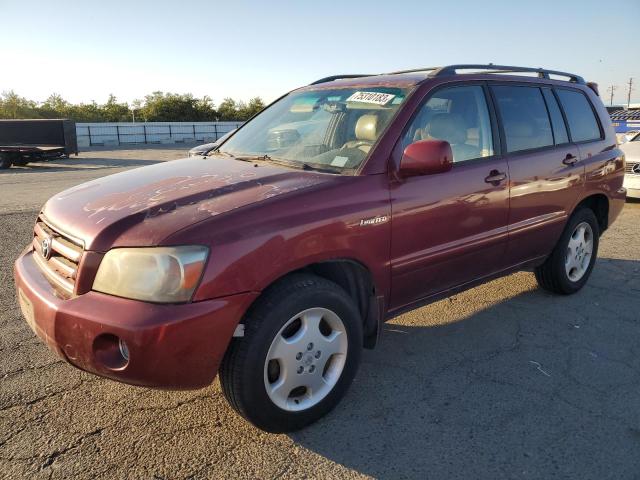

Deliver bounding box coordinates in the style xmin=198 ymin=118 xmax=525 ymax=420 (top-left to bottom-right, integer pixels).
xmin=289 ymin=258 xmax=640 ymax=479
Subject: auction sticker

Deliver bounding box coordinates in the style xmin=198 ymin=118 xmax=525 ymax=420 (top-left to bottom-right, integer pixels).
xmin=346 ymin=91 xmax=395 ymax=105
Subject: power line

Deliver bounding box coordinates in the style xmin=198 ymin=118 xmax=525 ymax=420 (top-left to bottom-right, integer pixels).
xmin=606 ymin=85 xmax=618 ymax=106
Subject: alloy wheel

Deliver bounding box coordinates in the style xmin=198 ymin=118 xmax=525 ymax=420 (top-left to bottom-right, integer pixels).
xmin=263 ymin=307 xmax=348 ymax=412
xmin=565 ymin=221 xmax=594 ymax=282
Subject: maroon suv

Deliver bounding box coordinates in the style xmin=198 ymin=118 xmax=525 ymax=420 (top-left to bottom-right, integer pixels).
xmin=14 ymin=65 xmax=626 ymax=432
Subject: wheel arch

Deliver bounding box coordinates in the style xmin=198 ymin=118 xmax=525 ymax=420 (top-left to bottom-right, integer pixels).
xmin=573 ymin=193 xmax=609 ymax=234
xmin=243 ymin=258 xmax=383 ymax=349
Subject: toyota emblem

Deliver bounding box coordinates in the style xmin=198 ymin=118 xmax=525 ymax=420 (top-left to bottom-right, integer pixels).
xmin=41 ymin=237 xmax=52 ymax=260
xmin=633 ymin=163 xmax=640 ymax=174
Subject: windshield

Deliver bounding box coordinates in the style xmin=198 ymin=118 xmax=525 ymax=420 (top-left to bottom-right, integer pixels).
xmin=218 ymin=86 xmax=410 ymax=172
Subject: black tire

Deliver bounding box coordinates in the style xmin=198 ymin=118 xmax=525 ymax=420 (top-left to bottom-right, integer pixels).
xmin=534 ymin=207 xmax=600 ymax=295
xmin=219 ymin=274 xmax=363 ymax=432
xmin=0 ymin=154 xmax=12 ymax=169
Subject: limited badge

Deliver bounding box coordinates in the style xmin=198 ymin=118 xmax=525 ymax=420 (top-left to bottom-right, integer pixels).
xmin=359 ymin=215 xmax=389 ymax=226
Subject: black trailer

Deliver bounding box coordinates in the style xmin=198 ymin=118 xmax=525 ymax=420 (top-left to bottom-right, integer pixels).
xmin=0 ymin=119 xmax=78 ymax=169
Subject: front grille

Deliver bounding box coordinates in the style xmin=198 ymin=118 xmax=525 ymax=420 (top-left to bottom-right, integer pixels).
xmin=625 ymin=162 xmax=639 ymax=175
xmin=32 ymin=217 xmax=83 ymax=295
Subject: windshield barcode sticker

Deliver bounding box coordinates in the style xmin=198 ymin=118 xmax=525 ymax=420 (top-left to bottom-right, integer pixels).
xmin=346 ymin=91 xmax=395 ymax=105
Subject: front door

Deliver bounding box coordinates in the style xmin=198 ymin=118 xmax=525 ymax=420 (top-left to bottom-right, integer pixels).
xmin=389 ymin=84 xmax=510 ymax=310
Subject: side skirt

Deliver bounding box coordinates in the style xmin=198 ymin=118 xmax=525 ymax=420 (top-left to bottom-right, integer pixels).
xmin=384 ymin=255 xmax=548 ymax=322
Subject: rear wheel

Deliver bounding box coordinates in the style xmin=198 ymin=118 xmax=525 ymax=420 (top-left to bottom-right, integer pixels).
xmin=534 ymin=207 xmax=600 ymax=294
xmin=219 ymin=274 xmax=362 ymax=432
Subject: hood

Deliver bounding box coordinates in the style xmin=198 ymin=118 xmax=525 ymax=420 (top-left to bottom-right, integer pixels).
xmin=621 ymin=141 xmax=640 ymax=161
xmin=42 ymin=156 xmax=333 ymax=251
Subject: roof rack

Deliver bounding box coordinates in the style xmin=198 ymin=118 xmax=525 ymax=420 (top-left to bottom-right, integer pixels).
xmin=309 ymin=74 xmax=373 ymax=85
xmin=385 ymin=67 xmax=440 ymax=75
xmin=310 ymin=65 xmax=586 ymax=86
xmin=428 ymin=64 xmax=585 ymax=84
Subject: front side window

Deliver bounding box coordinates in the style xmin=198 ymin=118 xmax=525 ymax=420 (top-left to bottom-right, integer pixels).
xmin=491 ymin=86 xmax=553 ymax=153
xmin=402 ymin=85 xmax=494 ymax=163
xmin=555 ymin=89 xmax=602 ymax=143
xmin=218 ymin=86 xmax=410 ymax=172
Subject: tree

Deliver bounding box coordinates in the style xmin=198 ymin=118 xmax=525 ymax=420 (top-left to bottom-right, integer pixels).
xmin=0 ymin=91 xmax=39 ymax=119
xmin=0 ymin=91 xmax=264 ymax=122
xmin=102 ymin=94 xmax=131 ymax=122
xmin=40 ymin=93 xmax=70 ymax=118
xmin=140 ymin=91 xmax=217 ymax=122
xmin=238 ymin=97 xmax=265 ymax=120
xmin=217 ymin=97 xmax=238 ymax=121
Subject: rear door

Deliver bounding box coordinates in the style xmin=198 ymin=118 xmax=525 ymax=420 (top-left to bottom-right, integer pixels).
xmin=389 ymin=84 xmax=510 ymax=310
xmin=489 ymin=84 xmax=583 ymax=265
xmin=554 ymin=87 xmax=614 ymax=192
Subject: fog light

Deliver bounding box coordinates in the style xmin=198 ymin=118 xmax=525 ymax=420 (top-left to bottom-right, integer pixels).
xmin=118 ymin=339 xmax=130 ymax=362
xmin=93 ymin=333 xmax=129 ymax=370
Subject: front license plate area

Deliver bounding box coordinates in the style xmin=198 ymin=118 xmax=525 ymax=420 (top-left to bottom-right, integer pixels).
xmin=18 ymin=288 xmax=36 ymax=333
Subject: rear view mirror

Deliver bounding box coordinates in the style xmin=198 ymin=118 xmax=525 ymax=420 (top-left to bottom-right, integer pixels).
xmin=400 ymin=140 xmax=453 ymax=176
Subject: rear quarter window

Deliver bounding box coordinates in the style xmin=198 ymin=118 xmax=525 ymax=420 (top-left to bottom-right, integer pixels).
xmin=555 ymin=89 xmax=602 ymax=142
xmin=542 ymin=89 xmax=569 ymax=145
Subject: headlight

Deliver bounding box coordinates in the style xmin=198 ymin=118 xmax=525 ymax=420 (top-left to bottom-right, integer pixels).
xmin=92 ymin=246 xmax=209 ymax=303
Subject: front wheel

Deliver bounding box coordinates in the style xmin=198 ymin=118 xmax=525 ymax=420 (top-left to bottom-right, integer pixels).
xmin=535 ymin=207 xmax=600 ymax=295
xmin=219 ymin=274 xmax=363 ymax=432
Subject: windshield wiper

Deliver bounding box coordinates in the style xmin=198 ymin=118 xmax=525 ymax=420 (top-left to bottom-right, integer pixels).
xmin=207 ymin=150 xmax=234 ymax=159
xmin=299 ymin=162 xmax=341 ymax=174
xmin=230 ymin=154 xmax=340 ymax=174
xmin=233 ymin=154 xmax=273 ymax=163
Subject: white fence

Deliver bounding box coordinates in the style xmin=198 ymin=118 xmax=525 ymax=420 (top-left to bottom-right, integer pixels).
xmin=76 ymin=122 xmax=243 ymax=147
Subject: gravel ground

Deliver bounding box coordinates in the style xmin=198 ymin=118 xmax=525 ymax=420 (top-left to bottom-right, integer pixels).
xmin=1 ymin=147 xmax=639 ymax=479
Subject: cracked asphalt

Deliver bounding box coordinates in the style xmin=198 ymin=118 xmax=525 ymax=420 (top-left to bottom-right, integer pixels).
xmin=1 ymin=147 xmax=639 ymax=479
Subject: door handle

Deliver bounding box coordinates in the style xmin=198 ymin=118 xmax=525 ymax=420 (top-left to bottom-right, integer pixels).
xmin=563 ymin=154 xmax=579 ymax=166
xmin=484 ymin=170 xmax=507 ymax=184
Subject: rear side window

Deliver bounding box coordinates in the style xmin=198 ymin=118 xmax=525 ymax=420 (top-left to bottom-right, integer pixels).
xmin=555 ymin=89 xmax=602 ymax=142
xmin=491 ymin=86 xmax=553 ymax=152
xmin=542 ymin=89 xmax=569 ymax=145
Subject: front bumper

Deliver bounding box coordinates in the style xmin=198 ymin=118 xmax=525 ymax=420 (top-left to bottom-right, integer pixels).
xmin=14 ymin=250 xmax=258 ymax=390
xmin=623 ymin=174 xmax=640 ymax=198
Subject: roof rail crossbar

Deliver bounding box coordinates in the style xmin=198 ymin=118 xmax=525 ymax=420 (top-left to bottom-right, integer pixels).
xmin=386 ymin=67 xmax=440 ymax=75
xmin=429 ymin=64 xmax=586 ymax=84
xmin=309 ymin=74 xmax=374 ymax=85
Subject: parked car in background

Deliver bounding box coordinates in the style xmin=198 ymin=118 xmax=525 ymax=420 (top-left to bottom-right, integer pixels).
xmin=621 ymin=131 xmax=640 ymax=198
xmin=15 ymin=64 xmax=625 ymax=433
xmin=187 ymin=129 xmax=236 ymax=157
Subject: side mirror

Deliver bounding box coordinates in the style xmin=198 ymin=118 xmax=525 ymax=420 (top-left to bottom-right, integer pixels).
xmin=400 ymin=140 xmax=453 ymax=177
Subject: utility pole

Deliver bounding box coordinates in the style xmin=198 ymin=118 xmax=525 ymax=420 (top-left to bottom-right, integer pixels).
xmin=627 ymin=78 xmax=634 ymax=108
xmin=606 ymin=85 xmax=618 ymax=106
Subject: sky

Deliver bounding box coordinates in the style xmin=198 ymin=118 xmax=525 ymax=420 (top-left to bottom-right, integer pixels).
xmin=1 ymin=0 xmax=639 ymax=106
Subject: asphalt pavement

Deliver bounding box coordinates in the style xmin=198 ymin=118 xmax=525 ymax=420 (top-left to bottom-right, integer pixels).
xmin=1 ymin=147 xmax=639 ymax=479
